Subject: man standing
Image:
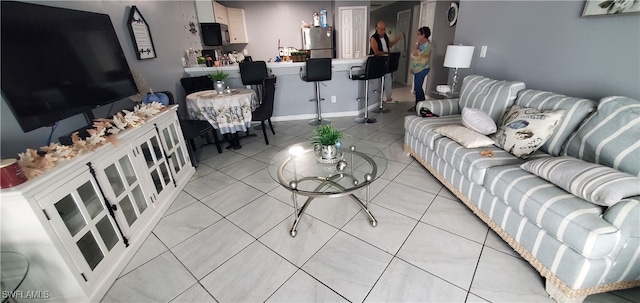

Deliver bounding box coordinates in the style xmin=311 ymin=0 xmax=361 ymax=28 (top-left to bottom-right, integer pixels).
xmin=370 ymin=21 xmax=404 ymax=103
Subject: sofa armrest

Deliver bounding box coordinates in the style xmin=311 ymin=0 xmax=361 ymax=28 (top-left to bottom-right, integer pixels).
xmin=417 ymin=98 xmax=461 ymax=116
xmin=603 ymin=197 xmax=640 ymax=237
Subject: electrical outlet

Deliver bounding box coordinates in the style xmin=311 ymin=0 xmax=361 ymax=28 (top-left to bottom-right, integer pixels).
xmin=331 ymin=95 xmax=337 ymax=103
xmin=480 ymin=46 xmax=488 ymax=58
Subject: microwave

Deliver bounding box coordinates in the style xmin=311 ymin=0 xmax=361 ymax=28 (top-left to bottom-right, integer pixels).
xmin=201 ymin=23 xmax=230 ymax=46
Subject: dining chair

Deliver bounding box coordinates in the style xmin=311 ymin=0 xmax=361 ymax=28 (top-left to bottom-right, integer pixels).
xmin=165 ymin=88 xmax=222 ymax=168
xmin=180 ymin=76 xmax=214 ymax=95
xmin=251 ymin=76 xmax=276 ymax=145
xmin=239 ymin=60 xmax=268 ymax=101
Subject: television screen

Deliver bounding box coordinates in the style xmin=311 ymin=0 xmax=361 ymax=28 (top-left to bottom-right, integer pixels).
xmin=1 ymin=1 xmax=138 ymax=132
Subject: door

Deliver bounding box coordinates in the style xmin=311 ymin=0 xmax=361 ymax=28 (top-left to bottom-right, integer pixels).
xmin=338 ymin=6 xmax=367 ymax=59
xmin=157 ymin=116 xmax=191 ymax=185
xmin=38 ymin=169 xmax=125 ymax=285
xmin=394 ymin=9 xmax=412 ymax=85
xmin=92 ymin=145 xmax=154 ymax=239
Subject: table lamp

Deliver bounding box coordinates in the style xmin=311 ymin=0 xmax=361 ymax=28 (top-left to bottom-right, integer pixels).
xmin=443 ymin=45 xmax=475 ymax=94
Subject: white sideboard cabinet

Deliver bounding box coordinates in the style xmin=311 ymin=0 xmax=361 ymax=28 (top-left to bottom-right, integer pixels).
xmin=0 ymin=105 xmax=195 ymax=302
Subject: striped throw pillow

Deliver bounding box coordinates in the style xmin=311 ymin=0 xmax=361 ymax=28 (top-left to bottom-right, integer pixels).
xmin=521 ymin=156 xmax=640 ymax=206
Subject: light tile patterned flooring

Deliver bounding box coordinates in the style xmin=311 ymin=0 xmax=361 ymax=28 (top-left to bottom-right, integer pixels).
xmin=102 ymin=93 xmax=640 ymax=302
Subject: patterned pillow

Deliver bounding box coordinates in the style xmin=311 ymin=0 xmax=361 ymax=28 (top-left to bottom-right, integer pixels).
xmin=493 ymin=105 xmax=564 ymax=159
xmin=521 ymin=156 xmax=640 ymax=206
xmin=433 ymin=124 xmax=495 ymax=148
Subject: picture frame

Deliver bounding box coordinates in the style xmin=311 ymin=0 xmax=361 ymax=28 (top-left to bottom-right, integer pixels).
xmin=582 ymin=0 xmax=640 ymax=17
xmin=128 ymin=6 xmax=157 ymax=60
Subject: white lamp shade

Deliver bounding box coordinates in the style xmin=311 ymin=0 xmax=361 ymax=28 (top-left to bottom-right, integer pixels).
xmin=443 ymin=45 xmax=475 ymax=68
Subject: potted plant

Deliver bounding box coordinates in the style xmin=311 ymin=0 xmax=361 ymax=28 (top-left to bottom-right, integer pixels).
xmin=207 ymin=70 xmax=229 ymax=94
xmin=310 ymin=124 xmax=343 ymax=160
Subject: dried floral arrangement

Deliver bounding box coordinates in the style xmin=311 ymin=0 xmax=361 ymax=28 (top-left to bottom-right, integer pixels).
xmin=17 ymin=102 xmax=167 ymax=180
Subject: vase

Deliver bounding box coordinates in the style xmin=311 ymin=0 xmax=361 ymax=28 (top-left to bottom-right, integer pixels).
xmin=214 ymin=80 xmax=225 ymax=94
xmin=320 ymin=144 xmax=338 ymax=160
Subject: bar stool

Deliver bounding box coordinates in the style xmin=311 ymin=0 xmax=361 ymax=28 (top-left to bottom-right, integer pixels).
xmin=301 ymin=58 xmax=332 ymax=126
xmin=349 ymin=56 xmax=387 ymax=124
xmin=373 ymin=52 xmax=401 ymax=114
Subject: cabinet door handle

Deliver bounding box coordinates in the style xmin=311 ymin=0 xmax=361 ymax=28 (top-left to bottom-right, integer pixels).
xmin=110 ymin=204 xmax=118 ymax=211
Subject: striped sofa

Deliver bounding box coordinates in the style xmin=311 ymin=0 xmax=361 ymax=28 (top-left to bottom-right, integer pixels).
xmin=404 ymin=75 xmax=640 ymax=302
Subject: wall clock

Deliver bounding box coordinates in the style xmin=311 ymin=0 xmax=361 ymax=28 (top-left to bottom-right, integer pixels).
xmin=448 ymin=2 xmax=459 ymax=27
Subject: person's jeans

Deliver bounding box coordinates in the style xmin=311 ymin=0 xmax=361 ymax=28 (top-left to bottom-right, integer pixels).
xmin=413 ymin=68 xmax=430 ymax=104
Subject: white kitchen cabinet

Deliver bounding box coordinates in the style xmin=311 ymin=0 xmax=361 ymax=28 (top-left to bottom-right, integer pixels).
xmin=0 ymin=106 xmax=194 ymax=302
xmin=212 ymin=1 xmax=228 ymax=25
xmin=227 ymin=7 xmax=248 ymax=44
xmin=195 ymin=0 xmax=215 ymax=23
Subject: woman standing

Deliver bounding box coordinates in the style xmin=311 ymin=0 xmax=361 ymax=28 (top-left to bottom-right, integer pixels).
xmin=409 ymin=27 xmax=432 ymax=112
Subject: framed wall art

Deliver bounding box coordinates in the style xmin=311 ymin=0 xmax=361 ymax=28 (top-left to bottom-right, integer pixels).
xmin=128 ymin=6 xmax=157 ymax=60
xmin=582 ymin=0 xmax=640 ymax=17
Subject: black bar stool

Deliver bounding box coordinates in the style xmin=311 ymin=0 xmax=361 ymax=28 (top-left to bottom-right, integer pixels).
xmin=349 ymin=56 xmax=387 ymax=124
xmin=373 ymin=52 xmax=401 ymax=114
xmin=301 ymin=58 xmax=332 ymax=126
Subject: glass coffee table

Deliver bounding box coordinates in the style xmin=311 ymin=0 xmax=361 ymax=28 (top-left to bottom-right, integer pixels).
xmin=269 ymin=141 xmax=387 ymax=237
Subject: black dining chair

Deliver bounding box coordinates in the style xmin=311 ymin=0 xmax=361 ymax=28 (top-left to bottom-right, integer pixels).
xmin=251 ymin=76 xmax=277 ymax=145
xmin=180 ymin=76 xmax=214 ymax=95
xmin=239 ymin=61 xmax=268 ymax=100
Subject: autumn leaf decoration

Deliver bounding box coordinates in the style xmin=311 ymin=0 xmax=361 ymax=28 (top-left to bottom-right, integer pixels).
xmin=17 ymin=102 xmax=167 ymax=180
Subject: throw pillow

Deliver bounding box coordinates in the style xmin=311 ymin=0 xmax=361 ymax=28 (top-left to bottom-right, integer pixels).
xmin=461 ymin=107 xmax=497 ymax=135
xmin=433 ymin=124 xmax=495 ymax=148
xmin=521 ymin=156 xmax=640 ymax=206
xmin=493 ymin=105 xmax=564 ymax=159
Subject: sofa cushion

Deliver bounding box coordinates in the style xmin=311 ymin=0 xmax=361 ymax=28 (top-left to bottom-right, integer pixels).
xmin=493 ymin=105 xmax=565 ymax=159
xmin=562 ymin=96 xmax=640 ymax=176
xmin=521 ymin=156 xmax=640 ymax=206
xmin=515 ymin=90 xmax=597 ymax=156
xmin=484 ymin=164 xmax=620 ymax=258
xmin=461 ymin=107 xmax=497 ymax=135
xmin=458 ymin=75 xmax=526 ymax=123
xmin=434 ymin=137 xmax=549 ymax=185
xmin=404 ymin=115 xmax=462 ymax=150
xmin=433 ymin=124 xmax=495 ymax=148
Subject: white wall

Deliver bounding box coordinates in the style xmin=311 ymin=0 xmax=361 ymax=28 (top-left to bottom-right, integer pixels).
xmin=1 ymin=1 xmax=201 ymax=158
xmin=220 ymin=1 xmax=334 ymax=61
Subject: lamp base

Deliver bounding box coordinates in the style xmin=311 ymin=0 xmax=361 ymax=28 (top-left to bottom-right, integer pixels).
xmin=450 ymin=68 xmax=460 ymax=94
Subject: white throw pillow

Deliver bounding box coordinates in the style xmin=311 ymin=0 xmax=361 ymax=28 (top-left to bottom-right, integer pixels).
xmin=461 ymin=107 xmax=497 ymax=135
xmin=521 ymin=156 xmax=640 ymax=206
xmin=493 ymin=105 xmax=564 ymax=159
xmin=433 ymin=124 xmax=495 ymax=148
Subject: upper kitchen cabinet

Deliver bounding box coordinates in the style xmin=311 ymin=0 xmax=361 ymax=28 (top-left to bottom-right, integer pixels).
xmin=212 ymin=1 xmax=229 ymax=25
xmin=227 ymin=8 xmax=248 ymax=44
xmin=195 ymin=0 xmax=215 ymax=23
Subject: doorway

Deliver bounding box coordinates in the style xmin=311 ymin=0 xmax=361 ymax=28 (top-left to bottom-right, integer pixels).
xmin=393 ymin=9 xmax=411 ymax=85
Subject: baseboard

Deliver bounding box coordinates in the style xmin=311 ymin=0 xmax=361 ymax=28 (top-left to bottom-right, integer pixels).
xmin=270 ymin=103 xmax=381 ymax=122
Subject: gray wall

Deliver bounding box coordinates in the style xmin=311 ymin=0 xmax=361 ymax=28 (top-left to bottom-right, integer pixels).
xmin=454 ymin=0 xmax=640 ymax=100
xmin=220 ymin=1 xmax=334 ymax=62
xmin=426 ymin=0 xmax=457 ymax=97
xmin=1 ymin=1 xmax=201 ymax=158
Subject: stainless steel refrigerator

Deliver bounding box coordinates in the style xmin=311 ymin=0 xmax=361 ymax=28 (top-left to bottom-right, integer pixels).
xmin=302 ymin=27 xmax=334 ymax=58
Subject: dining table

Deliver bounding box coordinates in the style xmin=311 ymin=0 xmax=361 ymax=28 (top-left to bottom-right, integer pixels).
xmin=186 ymin=88 xmax=259 ymax=149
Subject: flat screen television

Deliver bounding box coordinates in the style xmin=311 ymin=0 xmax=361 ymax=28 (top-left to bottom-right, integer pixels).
xmin=1 ymin=1 xmax=138 ymax=133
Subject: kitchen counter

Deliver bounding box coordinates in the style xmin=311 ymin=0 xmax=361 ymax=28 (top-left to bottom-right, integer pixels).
xmin=183 ymin=57 xmax=382 ymax=122
xmin=184 ymin=57 xmax=368 ymax=77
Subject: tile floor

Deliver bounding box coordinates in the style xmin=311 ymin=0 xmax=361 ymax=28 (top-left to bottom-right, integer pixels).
xmin=102 ymin=90 xmax=640 ymax=302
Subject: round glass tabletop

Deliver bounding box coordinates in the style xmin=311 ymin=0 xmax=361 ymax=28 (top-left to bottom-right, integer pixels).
xmin=1 ymin=252 xmax=29 ymax=303
xmin=268 ymin=140 xmax=387 ymax=197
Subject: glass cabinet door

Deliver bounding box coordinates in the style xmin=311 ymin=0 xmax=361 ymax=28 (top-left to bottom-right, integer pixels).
xmin=93 ymin=145 xmax=153 ymax=238
xmin=135 ymin=129 xmax=174 ymax=203
xmin=158 ymin=117 xmax=191 ymax=182
xmin=39 ymin=169 xmax=125 ymax=285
